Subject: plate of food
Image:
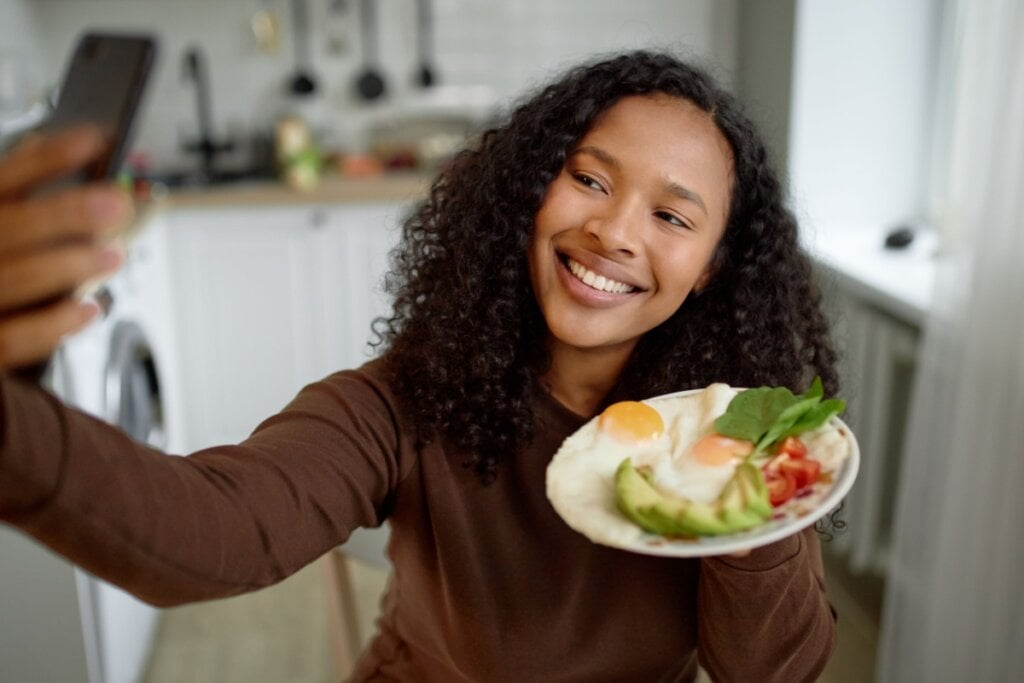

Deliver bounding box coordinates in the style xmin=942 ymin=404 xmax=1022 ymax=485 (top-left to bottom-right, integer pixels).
xmin=545 ymin=379 xmax=859 ymax=557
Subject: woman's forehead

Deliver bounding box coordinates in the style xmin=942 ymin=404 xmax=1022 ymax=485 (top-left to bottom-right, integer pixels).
xmin=575 ymin=94 xmax=735 ymax=224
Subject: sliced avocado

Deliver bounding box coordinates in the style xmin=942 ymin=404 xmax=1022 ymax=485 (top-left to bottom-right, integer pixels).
xmin=717 ymin=477 xmax=764 ymax=531
xmin=614 ymin=459 xmax=677 ymax=535
xmin=616 ymin=458 xmax=771 ymax=537
xmin=616 ymin=459 xmax=732 ymax=537
xmin=735 ymin=463 xmax=773 ymax=519
xmin=645 ymin=495 xmax=697 ymax=537
xmin=671 ymin=498 xmax=731 ymax=537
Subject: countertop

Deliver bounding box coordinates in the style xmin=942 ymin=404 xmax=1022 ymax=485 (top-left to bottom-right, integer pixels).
xmin=159 ymin=172 xmax=432 ymax=209
xmin=803 ymin=224 xmax=937 ymax=327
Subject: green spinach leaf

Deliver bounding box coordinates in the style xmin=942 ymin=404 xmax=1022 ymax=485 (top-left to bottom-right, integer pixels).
xmin=714 ymin=386 xmax=797 ymax=442
xmin=713 ymin=377 xmax=843 ymax=455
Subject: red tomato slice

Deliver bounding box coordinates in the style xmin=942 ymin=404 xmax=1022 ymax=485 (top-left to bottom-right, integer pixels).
xmin=779 ymin=457 xmax=821 ymax=489
xmin=765 ymin=471 xmax=797 ymax=506
xmin=775 ymin=436 xmax=808 ymax=459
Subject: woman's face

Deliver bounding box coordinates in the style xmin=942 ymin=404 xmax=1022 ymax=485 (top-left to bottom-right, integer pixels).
xmin=528 ymin=94 xmax=734 ymax=359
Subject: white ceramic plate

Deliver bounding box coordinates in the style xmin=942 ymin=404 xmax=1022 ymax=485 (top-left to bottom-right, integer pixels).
xmin=546 ymin=388 xmax=860 ymax=557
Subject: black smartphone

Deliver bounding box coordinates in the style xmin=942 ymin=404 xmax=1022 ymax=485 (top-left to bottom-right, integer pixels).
xmin=39 ymin=31 xmax=158 ymax=181
xmin=12 ymin=32 xmax=157 ymax=384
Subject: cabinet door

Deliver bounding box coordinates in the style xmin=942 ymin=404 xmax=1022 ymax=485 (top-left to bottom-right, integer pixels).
xmin=319 ymin=203 xmax=409 ymax=373
xmin=169 ymin=206 xmax=330 ymax=448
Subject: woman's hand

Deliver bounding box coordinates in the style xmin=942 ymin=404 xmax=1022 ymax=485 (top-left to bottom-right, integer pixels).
xmin=0 ymin=125 xmax=132 ymax=372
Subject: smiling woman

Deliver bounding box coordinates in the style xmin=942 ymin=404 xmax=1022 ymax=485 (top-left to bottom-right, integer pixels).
xmin=2 ymin=51 xmax=838 ymax=683
xmin=528 ymin=95 xmax=733 ymax=414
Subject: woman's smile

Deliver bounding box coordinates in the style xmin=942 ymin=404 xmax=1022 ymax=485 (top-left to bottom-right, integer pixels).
xmin=564 ymin=256 xmax=638 ymax=295
xmin=555 ymin=251 xmax=645 ymax=306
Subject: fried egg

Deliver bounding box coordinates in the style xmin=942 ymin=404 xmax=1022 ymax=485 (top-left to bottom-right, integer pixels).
xmin=647 ymin=383 xmax=753 ymax=504
xmin=587 ymin=400 xmax=672 ymax=467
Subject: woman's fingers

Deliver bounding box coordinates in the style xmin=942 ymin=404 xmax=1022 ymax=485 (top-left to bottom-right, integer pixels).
xmin=0 ymin=184 xmax=133 ymax=253
xmin=0 ymin=126 xmax=129 ymax=374
xmin=0 ymin=241 xmax=123 ymax=309
xmin=0 ymin=125 xmax=106 ymax=198
xmin=0 ymin=297 xmax=100 ymax=370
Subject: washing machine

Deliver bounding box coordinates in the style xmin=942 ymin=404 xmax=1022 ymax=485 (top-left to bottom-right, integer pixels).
xmin=88 ymin=209 xmax=186 ymax=683
xmin=0 ymin=210 xmax=185 ymax=683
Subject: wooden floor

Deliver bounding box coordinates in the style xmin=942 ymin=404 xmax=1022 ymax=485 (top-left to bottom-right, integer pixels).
xmin=142 ymin=556 xmax=387 ymax=683
xmin=142 ymin=548 xmax=882 ymax=682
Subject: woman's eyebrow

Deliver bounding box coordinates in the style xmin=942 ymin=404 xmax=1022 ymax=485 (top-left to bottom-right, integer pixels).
xmin=665 ymin=181 xmax=707 ymax=215
xmin=573 ymin=145 xmax=620 ymax=169
xmin=573 ymin=145 xmax=708 ymax=216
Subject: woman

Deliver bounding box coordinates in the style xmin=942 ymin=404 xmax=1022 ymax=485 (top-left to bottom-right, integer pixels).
xmin=0 ymin=52 xmax=837 ymax=681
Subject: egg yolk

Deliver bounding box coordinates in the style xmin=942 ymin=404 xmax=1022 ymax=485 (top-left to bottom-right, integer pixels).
xmin=691 ymin=434 xmax=755 ymax=466
xmin=599 ymin=401 xmax=665 ymax=444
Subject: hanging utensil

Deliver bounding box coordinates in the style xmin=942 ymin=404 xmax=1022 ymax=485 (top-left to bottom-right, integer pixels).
xmin=354 ymin=0 xmax=386 ymax=100
xmin=288 ymin=0 xmax=317 ymax=96
xmin=414 ymin=0 xmax=437 ymax=87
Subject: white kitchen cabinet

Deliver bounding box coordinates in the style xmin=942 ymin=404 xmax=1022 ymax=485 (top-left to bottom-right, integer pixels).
xmin=168 ymin=202 xmax=407 ymax=450
xmin=318 ymin=204 xmax=408 ymax=376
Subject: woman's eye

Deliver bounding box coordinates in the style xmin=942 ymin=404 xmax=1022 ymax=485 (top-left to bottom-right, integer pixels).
xmin=573 ymin=173 xmax=605 ymax=192
xmin=655 ymin=211 xmax=692 ymax=230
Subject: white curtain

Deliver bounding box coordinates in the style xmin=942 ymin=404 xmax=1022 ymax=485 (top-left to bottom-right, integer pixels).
xmin=877 ymin=0 xmax=1024 ymax=680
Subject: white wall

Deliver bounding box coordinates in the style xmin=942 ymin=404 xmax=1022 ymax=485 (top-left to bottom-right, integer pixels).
xmin=787 ymin=0 xmax=939 ymax=234
xmin=0 ymin=0 xmax=47 ymax=138
xmin=0 ymin=0 xmax=45 ymax=78
xmin=33 ymin=0 xmax=738 ymax=170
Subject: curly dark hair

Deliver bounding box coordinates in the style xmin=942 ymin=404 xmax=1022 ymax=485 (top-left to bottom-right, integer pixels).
xmin=375 ymin=51 xmax=838 ymax=485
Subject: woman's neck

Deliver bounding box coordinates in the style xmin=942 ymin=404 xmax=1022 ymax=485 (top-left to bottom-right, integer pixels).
xmin=541 ymin=335 xmax=636 ymax=418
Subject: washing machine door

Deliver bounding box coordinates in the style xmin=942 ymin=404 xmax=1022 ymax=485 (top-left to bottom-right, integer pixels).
xmin=104 ymin=319 xmax=165 ymax=449
xmin=98 ymin=319 xmax=165 ymax=683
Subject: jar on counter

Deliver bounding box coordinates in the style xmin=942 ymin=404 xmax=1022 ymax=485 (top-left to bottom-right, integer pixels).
xmin=274 ymin=114 xmax=323 ymax=191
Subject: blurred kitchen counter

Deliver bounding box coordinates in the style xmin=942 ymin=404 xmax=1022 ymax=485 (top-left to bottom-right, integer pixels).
xmin=158 ymin=172 xmax=432 ymax=209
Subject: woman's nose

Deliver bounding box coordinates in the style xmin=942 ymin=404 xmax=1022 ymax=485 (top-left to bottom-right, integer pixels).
xmin=583 ymin=200 xmax=643 ymax=256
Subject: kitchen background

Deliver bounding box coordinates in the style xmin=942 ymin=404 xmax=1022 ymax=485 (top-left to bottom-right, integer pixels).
xmin=0 ymin=0 xmax=993 ymax=682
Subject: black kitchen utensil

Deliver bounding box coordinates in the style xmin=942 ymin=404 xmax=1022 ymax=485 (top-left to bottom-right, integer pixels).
xmin=884 ymin=224 xmax=916 ymax=249
xmin=415 ymin=0 xmax=437 ymax=87
xmin=288 ymin=0 xmax=317 ymax=96
xmin=354 ymin=0 xmax=386 ymax=100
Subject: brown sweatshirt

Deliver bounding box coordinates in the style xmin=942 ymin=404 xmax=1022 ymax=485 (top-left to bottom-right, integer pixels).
xmin=0 ymin=359 xmax=836 ymax=682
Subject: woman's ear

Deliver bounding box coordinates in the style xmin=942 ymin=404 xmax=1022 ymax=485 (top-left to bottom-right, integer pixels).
xmin=693 ymin=265 xmax=716 ymax=295
xmin=694 ymin=244 xmax=726 ymax=295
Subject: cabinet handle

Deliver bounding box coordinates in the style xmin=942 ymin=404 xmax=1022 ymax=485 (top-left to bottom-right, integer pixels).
xmin=309 ymin=209 xmax=328 ymax=229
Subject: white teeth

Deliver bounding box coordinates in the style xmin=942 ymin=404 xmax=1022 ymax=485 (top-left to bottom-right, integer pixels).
xmin=567 ymin=258 xmax=636 ymax=294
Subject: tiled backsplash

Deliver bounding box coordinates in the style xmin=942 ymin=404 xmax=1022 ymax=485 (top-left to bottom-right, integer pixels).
xmin=20 ymin=0 xmax=737 ymax=170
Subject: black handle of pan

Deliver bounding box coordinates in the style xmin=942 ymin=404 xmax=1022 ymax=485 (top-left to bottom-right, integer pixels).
xmin=355 ymin=0 xmax=386 ymax=100
xmin=415 ymin=0 xmax=436 ymax=87
xmin=289 ymin=0 xmax=317 ymax=95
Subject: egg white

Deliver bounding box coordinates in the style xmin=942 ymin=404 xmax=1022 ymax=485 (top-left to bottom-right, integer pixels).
xmin=647 ymin=383 xmax=741 ymax=504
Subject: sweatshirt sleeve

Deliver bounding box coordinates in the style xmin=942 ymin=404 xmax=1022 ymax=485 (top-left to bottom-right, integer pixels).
xmin=696 ymin=527 xmax=837 ymax=682
xmin=0 ymin=367 xmax=405 ymax=607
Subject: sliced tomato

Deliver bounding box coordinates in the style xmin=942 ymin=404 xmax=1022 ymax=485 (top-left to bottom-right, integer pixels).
xmin=765 ymin=471 xmax=798 ymax=506
xmin=774 ymin=436 xmax=808 ymax=459
xmin=779 ymin=457 xmax=821 ymax=489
